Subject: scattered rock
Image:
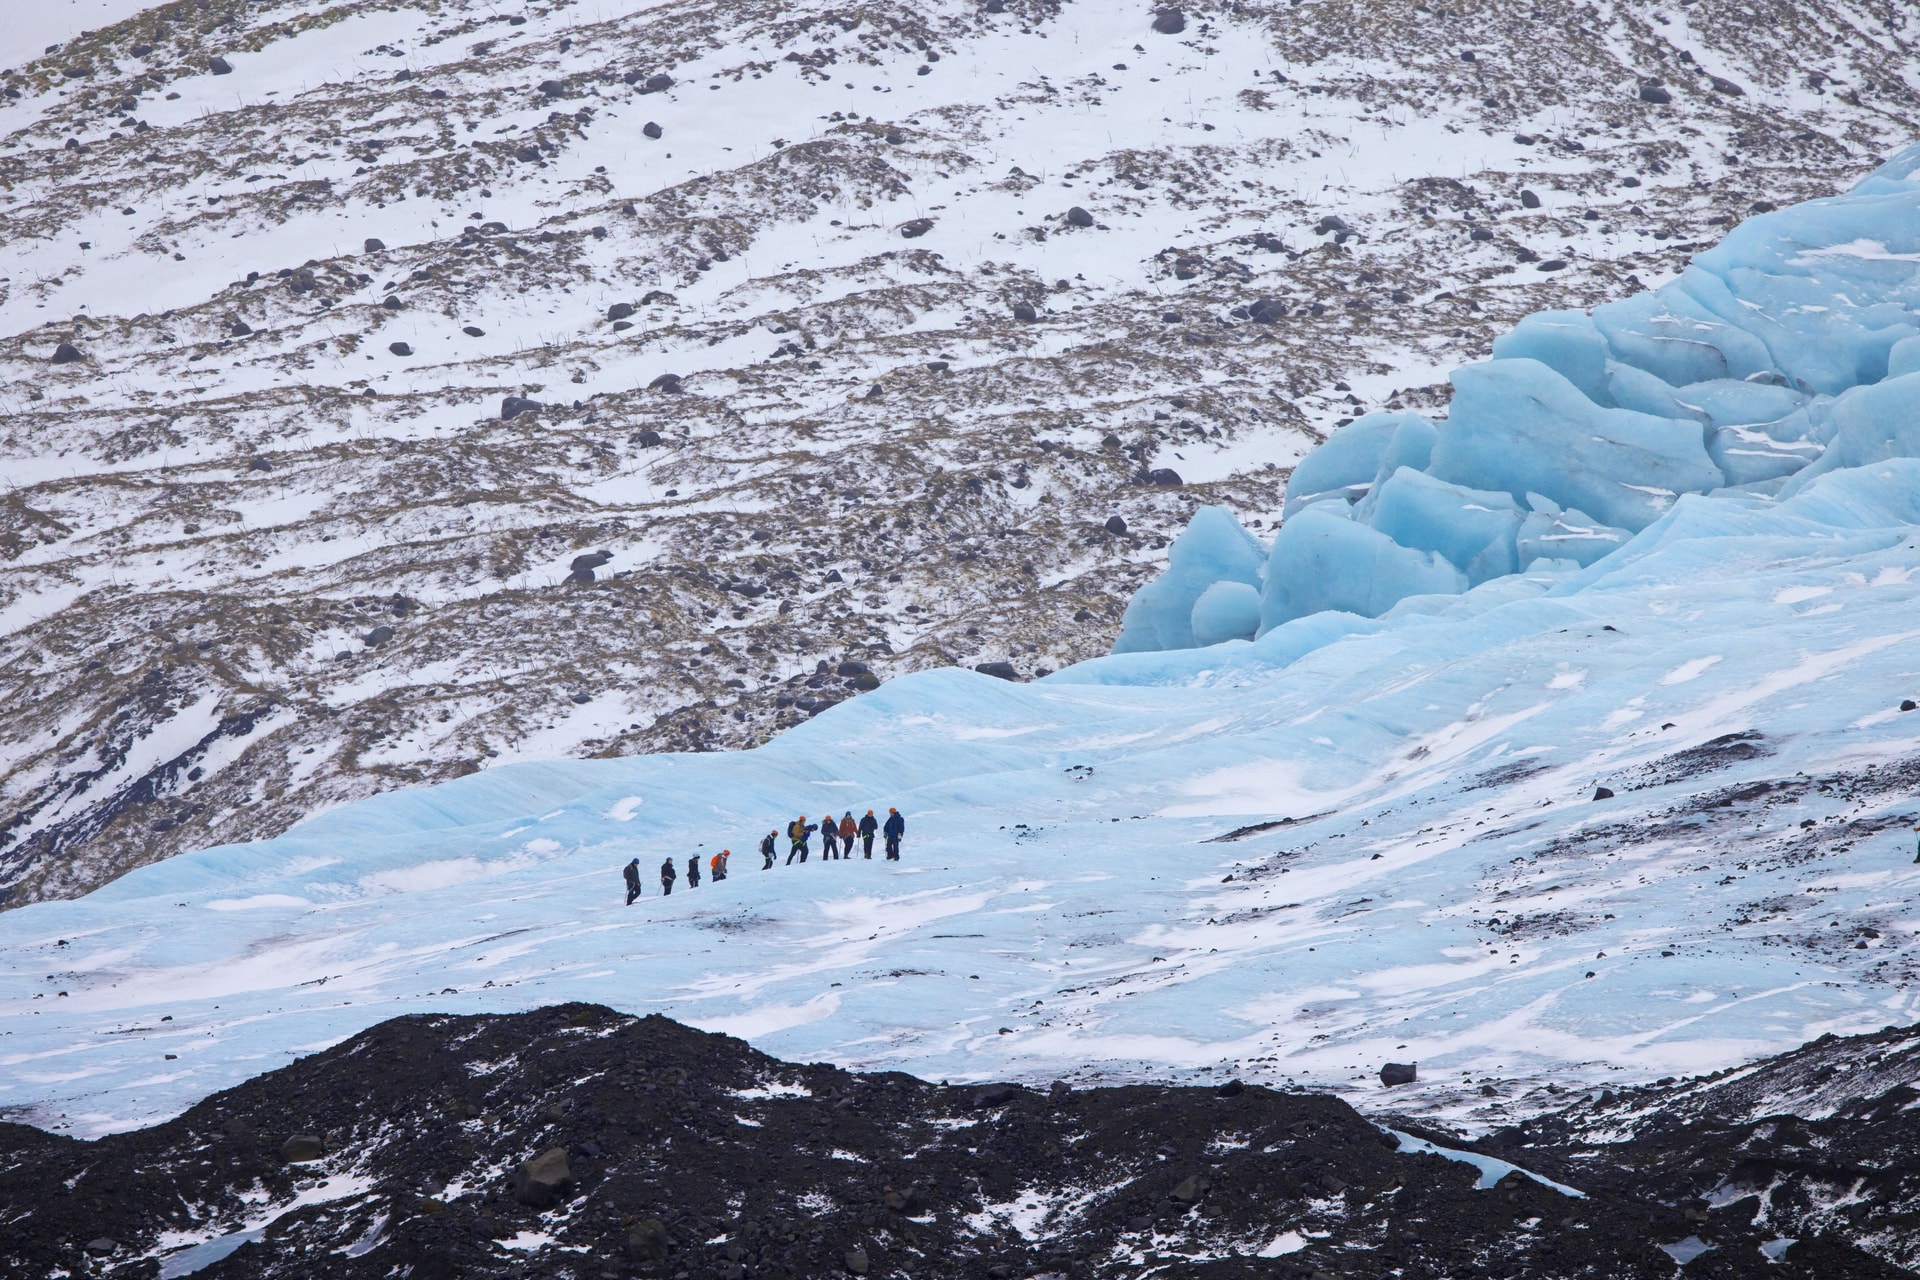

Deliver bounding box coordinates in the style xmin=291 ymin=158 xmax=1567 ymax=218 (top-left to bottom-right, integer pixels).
xmin=836 ymin=661 xmax=870 ymax=677
xmin=1708 ymin=75 xmax=1746 ymax=97
xmin=1215 ymin=1078 xmax=1245 ymax=1097
xmin=971 ymin=1083 xmax=1019 ymax=1107
xmin=899 ymin=217 xmax=934 ymax=239
xmin=1593 ymin=785 xmax=1615 ymax=800
xmin=844 ymin=1246 xmax=870 ymax=1275
xmin=1639 ymin=82 xmax=1672 ymax=104
xmin=643 ymin=121 xmax=663 ymax=139
xmin=363 ymin=237 xmax=386 ymax=253
xmin=363 ymin=625 xmax=395 ymax=647
xmin=1012 ymin=301 xmax=1038 ymax=322
xmin=463 ymin=325 xmax=485 ymax=337
xmin=649 ymin=372 xmax=683 ymax=392
xmin=389 ymin=341 xmax=413 ymax=356
xmin=1065 ymin=206 xmax=1094 ymax=227
xmin=637 ymin=73 xmax=674 ymax=93
xmin=626 ymin=1217 xmax=672 ymax=1264
xmin=501 ymin=395 xmax=540 ymax=421
xmin=511 ymin=1146 xmax=575 ymax=1208
xmin=230 ymin=319 xmax=253 ymax=336
xmin=1246 ymin=297 xmax=1287 ymax=324
xmin=1152 ymin=7 xmax=1186 ymax=34
xmin=608 ymin=302 xmax=635 ymax=321
xmin=1520 ymin=189 xmax=1541 ymax=209
xmin=1902 ymin=699 xmax=1917 ymax=712
xmin=280 ymin=1134 xmax=325 ymax=1162
xmin=1536 ymin=259 xmax=1568 ymax=272
xmin=247 ymin=456 xmax=272 ymax=473
xmin=1104 ymin=515 xmax=1128 ymax=535
xmin=84 ymin=1238 xmax=117 ymax=1256
xmin=636 ymin=429 xmax=663 ymax=447
xmin=1144 ymin=467 xmax=1182 ymax=486
xmin=539 ymin=79 xmax=566 ymax=97
xmin=974 ymin=661 xmax=1019 ymax=681
xmin=209 ymin=56 xmax=234 ymax=76
xmin=1313 ymin=214 xmax=1352 ymax=236
xmin=1170 ymin=1173 xmax=1210 ymax=1203
xmin=1379 ymin=1062 xmax=1417 ymax=1087
xmin=51 ymin=342 xmax=83 ymax=364
xmin=382 ymin=295 xmax=403 ymax=311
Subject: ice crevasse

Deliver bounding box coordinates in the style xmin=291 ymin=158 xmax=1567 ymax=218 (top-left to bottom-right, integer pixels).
xmin=1114 ymin=140 xmax=1920 ymax=654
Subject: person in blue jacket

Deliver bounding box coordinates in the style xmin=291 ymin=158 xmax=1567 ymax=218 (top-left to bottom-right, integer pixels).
xmin=882 ymin=807 xmax=905 ymax=860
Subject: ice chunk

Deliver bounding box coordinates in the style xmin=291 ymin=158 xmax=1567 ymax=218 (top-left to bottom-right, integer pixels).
xmin=1112 ymin=507 xmax=1267 ymax=653
xmin=1778 ymin=372 xmax=1920 ymax=493
xmin=1492 ymin=310 xmax=1614 ymax=406
xmin=1432 ymin=359 xmax=1725 ymax=532
xmin=1362 ymin=467 xmax=1524 ymax=585
xmin=1590 ymin=284 xmax=1773 ymax=388
xmin=1189 ymin=581 xmax=1262 ymax=647
xmin=1259 ymin=504 xmax=1465 ymax=631
xmin=1281 ymin=411 xmax=1432 ymax=517
xmin=1516 ymin=504 xmax=1629 ymax=569
xmin=1888 ymin=334 xmax=1920 ymax=379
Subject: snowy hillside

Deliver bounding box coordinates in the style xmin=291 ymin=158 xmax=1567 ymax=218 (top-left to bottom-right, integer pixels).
xmin=4 ymin=0 xmax=1920 ymax=906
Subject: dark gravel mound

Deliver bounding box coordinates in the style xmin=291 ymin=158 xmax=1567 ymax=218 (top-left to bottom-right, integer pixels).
xmin=2 ymin=1006 xmax=1912 ymax=1279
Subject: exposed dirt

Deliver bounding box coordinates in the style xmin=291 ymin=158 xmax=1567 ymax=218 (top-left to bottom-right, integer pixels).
xmin=2 ymin=1004 xmax=1914 ymax=1279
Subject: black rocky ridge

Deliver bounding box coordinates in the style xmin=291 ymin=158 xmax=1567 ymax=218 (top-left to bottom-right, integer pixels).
xmin=3 ymin=1005 xmax=1916 ymax=1279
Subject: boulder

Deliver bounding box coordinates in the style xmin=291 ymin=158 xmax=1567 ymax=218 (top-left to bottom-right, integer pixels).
xmin=974 ymin=661 xmax=1019 ymax=681
xmin=1520 ymin=189 xmax=1541 ymax=209
xmin=501 ymin=396 xmax=540 ymax=420
xmin=364 ymin=625 xmax=395 ymax=647
xmin=511 ymin=1146 xmax=575 ymax=1207
xmin=230 ymin=319 xmax=253 ymax=336
xmin=280 ymin=1134 xmax=325 ymax=1162
xmin=247 ymin=456 xmax=272 ymax=472
xmin=538 ymin=79 xmax=566 ymax=97
xmin=971 ymin=1083 xmax=1019 ymax=1107
xmin=85 ymin=1238 xmax=118 ymax=1256
xmin=1313 ymin=214 xmax=1351 ymax=236
xmin=382 ymin=295 xmax=403 ymax=310
xmin=648 ymin=372 xmax=683 ymax=392
xmin=1379 ymin=1062 xmax=1417 ymax=1086
xmin=1708 ymin=75 xmax=1745 ymax=96
xmin=363 ymin=237 xmax=386 ymax=252
xmin=608 ymin=302 xmax=635 ymax=321
xmin=1247 ymin=297 xmax=1287 ymax=324
xmin=1152 ymin=7 xmax=1186 ymax=34
xmin=1145 ymin=467 xmax=1183 ymax=486
xmin=636 ymin=429 xmax=663 ymax=447
xmin=389 ymin=341 xmax=413 ymax=356
xmin=1902 ymin=699 xmax=1917 ymax=712
xmin=643 ymin=121 xmax=663 ymax=139
xmin=844 ymin=1246 xmax=870 ymax=1275
xmin=627 ymin=1216 xmax=672 ymax=1264
xmin=1639 ymin=82 xmax=1672 ymax=104
xmin=463 ymin=325 xmax=486 ymax=337
xmin=572 ymin=551 xmax=614 ymax=573
xmin=209 ymin=56 xmax=234 ymax=75
xmin=1012 ymin=301 xmax=1038 ymax=322
xmin=1593 ymin=786 xmax=1615 ymax=800
xmin=1066 ymin=206 xmax=1094 ymax=227
xmin=900 ymin=217 xmax=934 ymax=239
xmin=836 ymin=660 xmax=871 ymax=677
xmin=1169 ymin=1173 xmax=1210 ymax=1203
xmin=1104 ymin=515 xmax=1128 ymax=535
xmin=51 ymin=342 xmax=84 ymax=364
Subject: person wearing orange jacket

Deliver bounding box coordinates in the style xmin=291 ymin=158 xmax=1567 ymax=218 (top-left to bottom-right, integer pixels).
xmin=838 ymin=812 xmax=858 ymax=857
xmin=711 ymin=849 xmax=730 ymax=882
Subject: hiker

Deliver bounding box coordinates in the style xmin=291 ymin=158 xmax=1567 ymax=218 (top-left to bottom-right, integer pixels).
xmin=659 ymin=856 xmax=677 ymax=895
xmin=687 ymin=855 xmax=701 ymax=889
xmin=822 ymin=815 xmax=841 ymax=859
xmin=787 ymin=816 xmax=813 ymax=864
xmin=883 ymin=807 xmax=905 ymax=860
xmin=711 ymin=849 xmax=730 ymax=881
xmin=839 ymin=812 xmax=858 ymax=858
xmin=623 ymin=857 xmax=642 ymax=905
xmin=858 ymin=809 xmax=878 ymax=858
xmin=761 ymin=830 xmax=778 ymax=869
xmin=1913 ymin=821 xmax=1919 ymax=864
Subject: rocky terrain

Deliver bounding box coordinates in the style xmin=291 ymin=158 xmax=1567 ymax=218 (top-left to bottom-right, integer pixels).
xmin=3 ymin=1003 xmax=1917 ymax=1279
xmin=2 ymin=0 xmax=1919 ymax=905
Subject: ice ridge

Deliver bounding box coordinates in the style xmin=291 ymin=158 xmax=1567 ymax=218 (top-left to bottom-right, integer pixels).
xmin=1114 ymin=140 xmax=1920 ymax=654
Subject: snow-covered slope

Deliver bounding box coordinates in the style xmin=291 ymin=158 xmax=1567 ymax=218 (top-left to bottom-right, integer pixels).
xmin=5 ymin=424 xmax=1920 ymax=1137
xmin=5 ymin=0 xmax=1920 ymax=905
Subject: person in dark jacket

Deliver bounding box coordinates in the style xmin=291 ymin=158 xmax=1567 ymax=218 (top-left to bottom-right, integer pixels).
xmin=761 ymin=830 xmax=779 ymax=869
xmin=687 ymin=855 xmax=701 ymax=888
xmin=660 ymin=857 xmax=678 ymax=895
xmin=883 ymin=807 xmax=905 ymax=860
xmin=623 ymin=857 xmax=642 ymax=905
xmin=858 ymin=810 xmax=878 ymax=858
xmin=821 ymin=816 xmax=840 ymax=860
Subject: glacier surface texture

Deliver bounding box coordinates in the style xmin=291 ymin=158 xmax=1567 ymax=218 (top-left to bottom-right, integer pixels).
xmin=6 ymin=151 xmax=1920 ymax=1136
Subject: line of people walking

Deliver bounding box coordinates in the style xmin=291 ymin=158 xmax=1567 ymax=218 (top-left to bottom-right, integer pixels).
xmin=622 ymin=807 xmax=905 ymax=902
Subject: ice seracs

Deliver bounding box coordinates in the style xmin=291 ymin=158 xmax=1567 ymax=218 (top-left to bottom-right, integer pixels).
xmin=1120 ymin=141 xmax=1920 ymax=654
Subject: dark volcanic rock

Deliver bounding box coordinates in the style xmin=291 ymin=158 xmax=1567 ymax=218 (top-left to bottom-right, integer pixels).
xmin=388 ymin=341 xmax=413 ymax=356
xmin=1152 ymin=7 xmax=1186 ymax=34
xmin=501 ymin=395 xmax=540 ymax=420
xmin=1639 ymin=81 xmax=1672 ymax=104
xmin=1065 ymin=205 xmax=1094 ymax=227
xmin=210 ymin=56 xmax=234 ymax=75
xmin=1144 ymin=467 xmax=1182 ymax=486
xmin=363 ymin=237 xmax=386 ymax=253
xmin=1104 ymin=514 xmax=1128 ymax=535
xmin=643 ymin=121 xmax=663 ymax=139
xmin=0 ymin=1007 xmax=1915 ymax=1279
xmin=974 ymin=661 xmax=1019 ymax=680
xmin=51 ymin=342 xmax=84 ymax=364
xmin=1379 ymin=1061 xmax=1417 ymax=1086
xmin=1011 ymin=301 xmax=1038 ymax=321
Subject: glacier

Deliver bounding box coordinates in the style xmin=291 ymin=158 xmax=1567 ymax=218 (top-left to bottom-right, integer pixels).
xmin=1114 ymin=140 xmax=1920 ymax=656
xmin=7 ymin=155 xmax=1920 ymax=1139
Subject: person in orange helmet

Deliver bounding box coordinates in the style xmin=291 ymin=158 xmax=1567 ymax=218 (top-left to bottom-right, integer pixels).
xmin=838 ymin=812 xmax=858 ymax=858
xmin=858 ymin=809 xmax=878 ymax=858
xmin=882 ymin=807 xmax=905 ymax=860
xmin=786 ymin=815 xmax=814 ymax=864
xmin=711 ymin=849 xmax=730 ymax=882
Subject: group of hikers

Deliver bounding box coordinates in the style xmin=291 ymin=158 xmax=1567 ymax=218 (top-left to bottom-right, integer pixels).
xmin=623 ymin=807 xmax=906 ymax=901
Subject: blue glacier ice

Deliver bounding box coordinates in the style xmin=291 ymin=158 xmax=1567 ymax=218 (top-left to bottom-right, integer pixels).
xmin=1122 ymin=139 xmax=1920 ymax=650
xmin=6 ymin=150 xmax=1920 ymax=1140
